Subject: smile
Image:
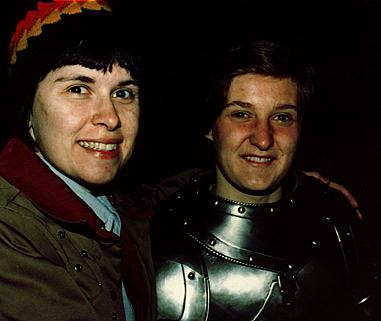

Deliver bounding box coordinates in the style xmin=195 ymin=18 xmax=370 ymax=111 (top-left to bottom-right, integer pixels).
xmin=243 ymin=156 xmax=273 ymax=163
xmin=78 ymin=141 xmax=118 ymax=151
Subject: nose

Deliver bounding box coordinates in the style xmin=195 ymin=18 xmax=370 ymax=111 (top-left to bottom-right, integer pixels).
xmin=249 ymin=119 xmax=274 ymax=150
xmin=91 ymin=97 xmax=121 ymax=130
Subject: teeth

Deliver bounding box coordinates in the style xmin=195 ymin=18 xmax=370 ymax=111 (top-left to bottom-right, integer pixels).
xmin=78 ymin=141 xmax=117 ymax=151
xmin=244 ymin=156 xmax=272 ymax=163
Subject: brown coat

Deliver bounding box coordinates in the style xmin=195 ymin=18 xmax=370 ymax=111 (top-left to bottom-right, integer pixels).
xmin=0 ymin=137 xmax=156 ymax=321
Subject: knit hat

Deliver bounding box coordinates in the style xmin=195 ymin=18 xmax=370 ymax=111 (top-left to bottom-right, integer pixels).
xmin=5 ymin=0 xmax=140 ymax=145
xmin=9 ymin=0 xmax=111 ymax=66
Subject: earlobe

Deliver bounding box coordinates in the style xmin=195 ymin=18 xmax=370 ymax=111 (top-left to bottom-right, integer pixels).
xmin=205 ymin=129 xmax=214 ymax=141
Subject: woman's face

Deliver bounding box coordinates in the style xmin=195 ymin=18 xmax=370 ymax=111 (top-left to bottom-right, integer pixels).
xmin=29 ymin=64 xmax=140 ymax=186
xmin=208 ymin=73 xmax=299 ymax=203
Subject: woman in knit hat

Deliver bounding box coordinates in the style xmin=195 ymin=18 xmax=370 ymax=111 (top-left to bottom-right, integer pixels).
xmin=0 ymin=1 xmax=155 ymax=320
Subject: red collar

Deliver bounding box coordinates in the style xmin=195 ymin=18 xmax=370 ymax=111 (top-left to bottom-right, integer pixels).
xmin=0 ymin=137 xmax=116 ymax=239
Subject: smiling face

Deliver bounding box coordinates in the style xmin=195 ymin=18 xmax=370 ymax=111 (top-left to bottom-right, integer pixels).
xmin=208 ymin=73 xmax=300 ymax=203
xmin=29 ymin=64 xmax=140 ymax=187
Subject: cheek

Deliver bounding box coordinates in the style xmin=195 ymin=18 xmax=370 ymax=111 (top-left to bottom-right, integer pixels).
xmin=121 ymin=111 xmax=140 ymax=138
xmin=37 ymin=113 xmax=72 ymax=136
xmin=120 ymin=115 xmax=140 ymax=164
xmin=213 ymin=121 xmax=238 ymax=147
xmin=31 ymin=108 xmax=84 ymax=149
xmin=275 ymin=127 xmax=299 ymax=153
xmin=30 ymin=109 xmax=50 ymax=140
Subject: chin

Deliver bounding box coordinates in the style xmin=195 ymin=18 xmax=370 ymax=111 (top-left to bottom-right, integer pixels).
xmin=242 ymin=181 xmax=280 ymax=195
xmin=79 ymin=174 xmax=116 ymax=187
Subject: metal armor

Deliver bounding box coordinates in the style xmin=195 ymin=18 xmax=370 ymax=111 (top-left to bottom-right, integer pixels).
xmin=151 ymin=170 xmax=369 ymax=321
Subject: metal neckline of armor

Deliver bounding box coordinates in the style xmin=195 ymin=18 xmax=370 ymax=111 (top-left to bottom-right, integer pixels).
xmin=209 ymin=193 xmax=294 ymax=218
xmin=205 ymin=170 xmax=299 ymax=219
xmin=181 ymin=193 xmax=312 ymax=273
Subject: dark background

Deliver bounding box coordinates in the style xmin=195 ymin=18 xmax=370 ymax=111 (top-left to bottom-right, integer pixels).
xmin=117 ymin=0 xmax=379 ymax=225
xmin=0 ymin=0 xmax=379 ymax=226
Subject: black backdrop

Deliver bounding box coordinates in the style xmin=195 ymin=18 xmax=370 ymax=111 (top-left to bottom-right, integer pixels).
xmin=0 ymin=0 xmax=379 ymax=226
xmin=114 ymin=0 xmax=379 ymax=223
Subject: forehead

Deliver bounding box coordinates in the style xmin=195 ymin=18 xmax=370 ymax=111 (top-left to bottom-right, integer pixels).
xmin=228 ymin=73 xmax=298 ymax=105
xmin=42 ymin=64 xmax=133 ymax=83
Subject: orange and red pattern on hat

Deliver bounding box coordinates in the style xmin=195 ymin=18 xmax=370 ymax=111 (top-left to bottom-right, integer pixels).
xmin=9 ymin=0 xmax=111 ymax=65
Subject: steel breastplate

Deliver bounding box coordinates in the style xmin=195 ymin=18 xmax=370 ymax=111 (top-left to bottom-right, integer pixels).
xmin=155 ymin=239 xmax=287 ymax=321
xmin=153 ymin=172 xmax=361 ymax=321
xmin=156 ymin=194 xmax=312 ymax=320
xmin=201 ymin=251 xmax=286 ymax=321
xmin=183 ymin=193 xmax=313 ymax=273
xmin=183 ymin=195 xmax=311 ymax=321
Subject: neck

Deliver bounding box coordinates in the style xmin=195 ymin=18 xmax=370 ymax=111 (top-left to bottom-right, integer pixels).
xmin=214 ymin=168 xmax=298 ymax=204
xmin=215 ymin=179 xmax=283 ymax=205
xmin=216 ymin=186 xmax=282 ymax=204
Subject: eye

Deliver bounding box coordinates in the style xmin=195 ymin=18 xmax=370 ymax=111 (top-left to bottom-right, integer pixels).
xmin=231 ymin=111 xmax=250 ymax=119
xmin=112 ymin=89 xmax=134 ymax=100
xmin=272 ymin=113 xmax=296 ymax=124
xmin=68 ymin=85 xmax=88 ymax=95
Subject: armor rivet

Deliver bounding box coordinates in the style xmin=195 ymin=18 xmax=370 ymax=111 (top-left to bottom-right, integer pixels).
xmin=312 ymin=241 xmax=317 ymax=246
xmin=238 ymin=206 xmax=245 ymax=214
xmin=290 ymin=198 xmax=294 ymax=204
xmin=177 ymin=195 xmax=181 ymax=199
xmin=325 ymin=217 xmax=331 ymax=221
xmin=183 ymin=221 xmax=188 ymax=226
xmin=188 ymin=272 xmax=195 ymax=280
xmin=196 ymin=190 xmax=200 ymax=195
xmin=208 ymin=239 xmax=216 ymax=246
xmin=270 ymin=208 xmax=274 ymax=213
xmin=346 ymin=232 xmax=351 ymax=236
xmin=288 ymin=264 xmax=293 ymax=269
xmin=248 ymin=256 xmax=254 ymax=262
xmin=214 ymin=201 xmax=219 ymax=206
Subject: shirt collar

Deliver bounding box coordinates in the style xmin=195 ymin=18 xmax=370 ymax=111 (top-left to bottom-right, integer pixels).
xmin=39 ymin=155 xmax=122 ymax=236
xmin=0 ymin=137 xmax=118 ymax=239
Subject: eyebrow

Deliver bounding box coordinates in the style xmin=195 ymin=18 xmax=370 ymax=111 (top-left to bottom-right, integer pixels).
xmin=54 ymin=76 xmax=138 ymax=87
xmin=119 ymin=79 xmax=138 ymax=87
xmin=226 ymin=101 xmax=252 ymax=109
xmin=226 ymin=100 xmax=298 ymax=111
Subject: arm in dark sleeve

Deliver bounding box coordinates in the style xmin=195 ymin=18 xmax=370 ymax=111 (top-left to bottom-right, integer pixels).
xmin=138 ymin=168 xmax=208 ymax=209
xmin=0 ymin=209 xmax=98 ymax=321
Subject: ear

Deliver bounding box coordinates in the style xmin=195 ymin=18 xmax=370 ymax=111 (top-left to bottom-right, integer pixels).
xmin=205 ymin=129 xmax=214 ymax=141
